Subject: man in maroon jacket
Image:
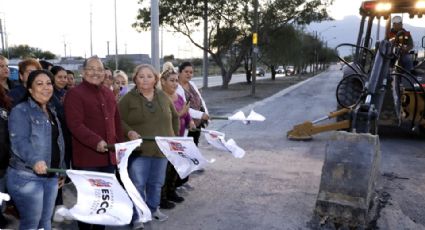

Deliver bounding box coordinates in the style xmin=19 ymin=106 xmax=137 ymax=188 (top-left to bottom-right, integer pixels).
xmin=64 ymin=56 xmax=124 ymax=230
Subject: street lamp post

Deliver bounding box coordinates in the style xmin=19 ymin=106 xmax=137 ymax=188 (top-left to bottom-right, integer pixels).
xmin=251 ymin=0 xmax=259 ymax=96
xmin=90 ymin=4 xmax=93 ymax=57
xmin=114 ymin=0 xmax=119 ymax=70
xmin=151 ymin=0 xmax=160 ymax=70
xmin=0 ymin=19 xmax=4 ymax=52
xmin=313 ymin=25 xmax=336 ymax=74
xmin=202 ymin=0 xmax=209 ymax=89
xmin=0 ymin=13 xmax=9 ymax=58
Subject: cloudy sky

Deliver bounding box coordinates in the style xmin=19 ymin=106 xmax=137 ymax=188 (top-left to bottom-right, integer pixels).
xmin=2 ymin=0 xmax=415 ymax=59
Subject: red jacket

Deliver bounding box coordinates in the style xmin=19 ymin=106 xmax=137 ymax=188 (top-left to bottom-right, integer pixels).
xmin=64 ymin=80 xmax=124 ymax=167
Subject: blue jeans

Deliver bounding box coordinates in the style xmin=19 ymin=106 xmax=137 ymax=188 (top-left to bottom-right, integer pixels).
xmin=0 ymin=171 xmax=6 ymax=208
xmin=128 ymin=155 xmax=168 ymax=219
xmin=7 ymin=167 xmax=58 ymax=230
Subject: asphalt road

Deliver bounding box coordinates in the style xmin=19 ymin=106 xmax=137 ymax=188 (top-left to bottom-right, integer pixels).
xmin=191 ymin=73 xmax=272 ymax=88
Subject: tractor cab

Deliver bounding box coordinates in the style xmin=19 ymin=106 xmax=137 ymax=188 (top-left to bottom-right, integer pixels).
xmin=352 ymin=0 xmax=425 ymax=73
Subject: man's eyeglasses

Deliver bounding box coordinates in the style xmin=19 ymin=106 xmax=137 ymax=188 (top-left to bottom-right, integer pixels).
xmin=85 ymin=68 xmax=105 ymax=74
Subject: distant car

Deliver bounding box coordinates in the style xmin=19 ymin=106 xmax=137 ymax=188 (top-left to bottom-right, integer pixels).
xmin=276 ymin=66 xmax=286 ymax=75
xmin=286 ymin=65 xmax=295 ymax=75
xmin=255 ymin=67 xmax=265 ymax=77
xmin=9 ymin=66 xmax=19 ymax=81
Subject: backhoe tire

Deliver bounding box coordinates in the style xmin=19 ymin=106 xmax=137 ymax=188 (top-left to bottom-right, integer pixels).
xmin=336 ymin=75 xmax=365 ymax=124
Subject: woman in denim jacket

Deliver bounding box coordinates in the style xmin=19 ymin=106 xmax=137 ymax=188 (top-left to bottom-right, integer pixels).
xmin=6 ymin=70 xmax=65 ymax=230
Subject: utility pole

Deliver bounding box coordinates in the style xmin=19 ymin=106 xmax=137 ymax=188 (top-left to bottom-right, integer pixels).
xmin=0 ymin=19 xmax=4 ymax=52
xmin=202 ymin=0 xmax=209 ymax=89
xmin=3 ymin=16 xmax=8 ymax=59
xmin=63 ymin=35 xmax=67 ymax=58
xmin=90 ymin=4 xmax=93 ymax=57
xmin=114 ymin=0 xmax=119 ymax=69
xmin=69 ymin=43 xmax=72 ymax=57
xmin=251 ymin=0 xmax=259 ymax=96
xmin=107 ymin=41 xmax=110 ymax=56
xmin=151 ymin=0 xmax=160 ymax=70
xmin=160 ymin=27 xmax=163 ymax=62
xmin=313 ymin=31 xmax=317 ymax=75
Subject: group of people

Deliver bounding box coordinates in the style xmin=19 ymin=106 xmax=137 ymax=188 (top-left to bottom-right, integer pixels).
xmin=0 ymin=55 xmax=209 ymax=230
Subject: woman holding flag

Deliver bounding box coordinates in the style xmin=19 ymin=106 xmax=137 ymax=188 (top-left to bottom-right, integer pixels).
xmin=159 ymin=62 xmax=196 ymax=209
xmin=7 ymin=70 xmax=65 ymax=230
xmin=118 ymin=64 xmax=179 ymax=228
xmin=176 ymin=61 xmax=209 ymax=189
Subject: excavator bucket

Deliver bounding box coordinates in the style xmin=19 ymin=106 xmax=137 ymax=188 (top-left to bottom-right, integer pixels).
xmin=314 ymin=131 xmax=380 ymax=227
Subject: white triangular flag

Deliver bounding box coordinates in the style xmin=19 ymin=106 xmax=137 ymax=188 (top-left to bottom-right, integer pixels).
xmin=246 ymin=110 xmax=266 ymax=122
xmin=228 ymin=111 xmax=246 ymax=121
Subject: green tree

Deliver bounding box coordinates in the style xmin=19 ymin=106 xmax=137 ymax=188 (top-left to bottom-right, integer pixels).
xmin=163 ymin=54 xmax=175 ymax=62
xmin=104 ymin=57 xmax=136 ymax=76
xmin=2 ymin=45 xmax=57 ymax=59
xmin=133 ymin=0 xmax=333 ymax=88
xmin=259 ymin=25 xmax=301 ymax=79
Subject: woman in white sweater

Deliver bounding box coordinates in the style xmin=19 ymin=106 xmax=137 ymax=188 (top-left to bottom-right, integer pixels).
xmin=176 ymin=61 xmax=209 ymax=188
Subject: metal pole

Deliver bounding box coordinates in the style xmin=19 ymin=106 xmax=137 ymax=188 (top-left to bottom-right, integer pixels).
xmin=114 ymin=0 xmax=119 ymax=69
xmin=202 ymin=0 xmax=209 ymax=89
xmin=376 ymin=18 xmax=381 ymax=41
xmin=151 ymin=0 xmax=160 ymax=70
xmin=160 ymin=27 xmax=163 ymax=61
xmin=0 ymin=19 xmax=4 ymax=52
xmin=63 ymin=35 xmax=67 ymax=58
xmin=3 ymin=16 xmax=8 ymax=59
xmin=107 ymin=41 xmax=110 ymax=56
xmin=90 ymin=4 xmax=93 ymax=57
xmin=251 ymin=0 xmax=258 ymax=96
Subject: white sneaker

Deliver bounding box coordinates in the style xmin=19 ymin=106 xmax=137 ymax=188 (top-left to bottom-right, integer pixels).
xmin=53 ymin=205 xmax=65 ymax=222
xmin=153 ymin=208 xmax=168 ymax=222
xmin=132 ymin=221 xmax=144 ymax=229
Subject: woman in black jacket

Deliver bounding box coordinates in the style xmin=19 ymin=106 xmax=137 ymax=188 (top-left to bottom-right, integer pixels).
xmin=0 ymin=83 xmax=11 ymax=227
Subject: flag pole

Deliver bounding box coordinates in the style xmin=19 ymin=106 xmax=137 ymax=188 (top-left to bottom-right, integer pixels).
xmin=46 ymin=168 xmax=67 ymax=174
xmin=209 ymin=116 xmax=228 ymax=120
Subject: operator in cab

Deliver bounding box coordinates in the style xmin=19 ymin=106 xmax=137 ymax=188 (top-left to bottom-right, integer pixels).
xmin=388 ymin=15 xmax=414 ymax=71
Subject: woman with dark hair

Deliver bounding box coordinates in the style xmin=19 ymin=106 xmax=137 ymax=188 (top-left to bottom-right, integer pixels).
xmin=0 ymin=82 xmax=11 ymax=227
xmin=50 ymin=65 xmax=72 ymax=222
xmin=176 ymin=61 xmax=209 ymax=188
xmin=66 ymin=70 xmax=76 ymax=89
xmin=7 ymin=69 xmax=65 ymax=230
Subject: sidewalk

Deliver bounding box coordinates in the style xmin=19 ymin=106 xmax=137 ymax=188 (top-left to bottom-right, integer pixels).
xmin=201 ymin=74 xmax=314 ymax=116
